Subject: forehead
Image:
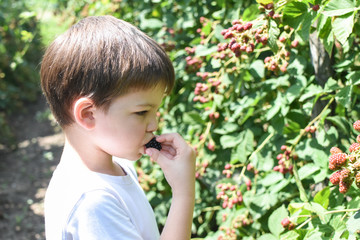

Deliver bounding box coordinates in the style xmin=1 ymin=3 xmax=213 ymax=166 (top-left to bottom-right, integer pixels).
xmin=110 ymin=84 xmax=166 ymax=108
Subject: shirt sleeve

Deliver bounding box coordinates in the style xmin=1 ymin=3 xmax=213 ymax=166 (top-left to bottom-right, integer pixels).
xmin=65 ymin=189 xmax=144 ymax=240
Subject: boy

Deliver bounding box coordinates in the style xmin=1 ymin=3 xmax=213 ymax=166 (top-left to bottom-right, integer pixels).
xmin=40 ymin=15 xmax=195 ymax=239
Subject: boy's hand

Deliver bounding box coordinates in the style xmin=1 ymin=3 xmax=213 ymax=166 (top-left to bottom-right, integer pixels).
xmin=145 ymin=133 xmax=196 ymax=197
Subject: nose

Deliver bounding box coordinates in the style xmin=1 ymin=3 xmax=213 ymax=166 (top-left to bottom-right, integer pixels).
xmin=147 ymin=114 xmax=158 ymax=133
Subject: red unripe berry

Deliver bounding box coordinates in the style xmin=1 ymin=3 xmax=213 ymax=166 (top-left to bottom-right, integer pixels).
xmin=349 ymin=142 xmax=360 ymax=152
xmin=312 ymin=5 xmax=320 ymax=11
xmin=207 ymin=142 xmax=215 ymax=151
xmin=340 ymin=168 xmax=351 ymax=182
xmin=280 ymin=65 xmax=287 ymax=73
xmin=329 ymin=171 xmax=341 ymax=185
xmin=279 ymin=36 xmax=286 ymax=42
xmin=291 ymin=39 xmax=299 ymax=48
xmin=264 ymin=56 xmax=272 ymax=63
xmin=268 ymin=10 xmax=275 ymax=18
xmin=288 ymin=222 xmax=295 ymax=230
xmin=339 ymin=180 xmax=351 ymax=194
xmin=330 ymin=147 xmax=342 ymax=155
xmin=281 ymin=145 xmax=287 ymax=151
xmin=244 ymin=22 xmax=253 ymax=30
xmin=264 ymin=3 xmax=274 ymax=10
xmin=353 ymin=120 xmax=360 ymax=131
xmin=232 ymin=19 xmax=240 ymax=25
xmin=310 ymin=126 xmax=316 ymax=133
xmin=281 ymin=218 xmax=290 ymax=228
xmin=224 ymin=32 xmax=234 ymax=39
xmin=328 ymin=163 xmax=337 ymax=171
xmin=224 ymin=163 xmax=232 ymax=170
xmin=329 ymin=153 xmax=347 ymax=168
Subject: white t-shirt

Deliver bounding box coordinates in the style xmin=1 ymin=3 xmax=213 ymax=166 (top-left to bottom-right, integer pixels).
xmin=45 ymin=157 xmax=160 ymax=240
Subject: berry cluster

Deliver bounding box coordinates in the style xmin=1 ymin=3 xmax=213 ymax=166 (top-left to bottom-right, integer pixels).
xmin=304 ymin=125 xmax=317 ymax=133
xmin=328 ymin=120 xmax=360 ymax=193
xmin=185 ymin=55 xmax=203 ymax=73
xmin=218 ymin=19 xmax=265 ymax=58
xmin=216 ymin=183 xmax=243 ymax=209
xmin=232 ymin=213 xmax=253 ymax=228
xmin=217 ymin=212 xmax=253 ymax=240
xmin=222 ymin=163 xmax=233 ymax=178
xmin=195 ymin=161 xmax=209 ymax=179
xmin=281 ymin=217 xmax=295 ymax=230
xmin=192 ymin=71 xmax=223 ymax=103
xmin=273 ymin=145 xmax=295 ymax=175
xmin=217 ymin=226 xmax=237 ymax=240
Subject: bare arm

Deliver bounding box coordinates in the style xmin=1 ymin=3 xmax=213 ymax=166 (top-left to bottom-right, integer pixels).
xmin=145 ymin=133 xmax=196 ymax=240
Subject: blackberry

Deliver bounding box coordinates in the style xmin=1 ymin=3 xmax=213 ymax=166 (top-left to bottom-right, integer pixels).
xmin=145 ymin=137 xmax=162 ymax=151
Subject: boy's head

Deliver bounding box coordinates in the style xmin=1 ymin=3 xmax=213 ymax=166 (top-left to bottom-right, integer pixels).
xmin=40 ymin=15 xmax=175 ymax=127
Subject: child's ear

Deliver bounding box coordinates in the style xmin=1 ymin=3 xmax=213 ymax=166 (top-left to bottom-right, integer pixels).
xmin=73 ymin=97 xmax=96 ymax=130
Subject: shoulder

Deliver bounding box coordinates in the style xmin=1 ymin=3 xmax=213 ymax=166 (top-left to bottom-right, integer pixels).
xmin=66 ymin=189 xmax=143 ymax=239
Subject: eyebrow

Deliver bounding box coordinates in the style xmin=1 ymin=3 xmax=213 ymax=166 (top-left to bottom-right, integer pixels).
xmin=135 ymin=103 xmax=156 ymax=108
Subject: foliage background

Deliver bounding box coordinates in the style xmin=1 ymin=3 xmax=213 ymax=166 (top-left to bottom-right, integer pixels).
xmin=1 ymin=0 xmax=360 ymax=239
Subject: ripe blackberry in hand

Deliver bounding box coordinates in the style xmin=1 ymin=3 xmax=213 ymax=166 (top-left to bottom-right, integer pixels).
xmin=145 ymin=137 xmax=162 ymax=151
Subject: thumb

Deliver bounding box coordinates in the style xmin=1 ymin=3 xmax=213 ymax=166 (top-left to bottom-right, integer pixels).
xmin=146 ymin=148 xmax=160 ymax=162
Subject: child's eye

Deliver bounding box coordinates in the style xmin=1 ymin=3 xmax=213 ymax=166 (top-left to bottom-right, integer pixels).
xmin=135 ymin=111 xmax=148 ymax=116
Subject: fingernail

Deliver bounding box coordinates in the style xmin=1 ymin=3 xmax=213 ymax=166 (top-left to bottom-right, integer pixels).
xmin=146 ymin=149 xmax=152 ymax=157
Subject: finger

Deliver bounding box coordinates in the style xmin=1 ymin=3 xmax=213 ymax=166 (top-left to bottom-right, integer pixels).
xmin=160 ymin=144 xmax=177 ymax=156
xmin=156 ymin=133 xmax=182 ymax=145
xmin=145 ymin=148 xmax=160 ymax=161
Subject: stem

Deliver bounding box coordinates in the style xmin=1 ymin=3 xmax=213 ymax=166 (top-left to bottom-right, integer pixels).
xmin=289 ymin=96 xmax=334 ymax=152
xmin=234 ymin=132 xmax=275 ymax=180
xmin=325 ymin=208 xmax=360 ymax=215
xmin=295 ymin=208 xmax=359 ymax=230
xmin=289 ymin=96 xmax=335 ymax=203
xmin=196 ymin=121 xmax=212 ymax=148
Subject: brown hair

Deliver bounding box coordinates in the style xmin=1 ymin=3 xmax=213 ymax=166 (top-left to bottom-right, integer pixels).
xmin=40 ymin=15 xmax=175 ymax=126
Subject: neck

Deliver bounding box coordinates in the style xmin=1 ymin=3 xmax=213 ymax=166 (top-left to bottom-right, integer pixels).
xmin=61 ymin=126 xmax=125 ymax=176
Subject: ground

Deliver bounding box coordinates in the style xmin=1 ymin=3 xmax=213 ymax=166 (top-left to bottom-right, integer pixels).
xmin=0 ymin=97 xmax=64 ymax=240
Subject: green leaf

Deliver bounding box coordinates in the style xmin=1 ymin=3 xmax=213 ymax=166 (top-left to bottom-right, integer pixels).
xmin=260 ymin=172 xmax=284 ymax=187
xmin=280 ymin=231 xmax=300 ymax=240
xmin=140 ymin=18 xmax=163 ymax=29
xmin=195 ymin=45 xmax=218 ymax=56
xmin=326 ymin=116 xmax=349 ymax=134
xmin=257 ymin=234 xmax=278 ymax=240
xmin=268 ymin=19 xmax=280 ymax=52
xmin=250 ymin=59 xmax=265 ymax=80
xmin=313 ymin=187 xmax=330 ymax=209
xmin=298 ymin=164 xmax=320 ymax=180
xmin=285 ymin=84 xmax=303 ymax=104
xmin=220 ymin=135 xmax=240 ymax=149
xmin=212 ymin=8 xmax=226 ymax=20
xmin=322 ymin=0 xmax=356 ymax=16
xmin=287 ymin=55 xmax=307 ymax=75
xmin=335 ymin=85 xmax=352 ymax=107
xmin=299 ymin=84 xmax=323 ymax=102
xmin=297 ymin=12 xmax=313 ymax=42
xmin=183 ymin=111 xmax=205 ymax=125
xmin=283 ymin=1 xmax=308 ymax=29
xmin=330 ymin=215 xmax=347 ymax=236
xmin=304 ymin=202 xmax=328 ymax=223
xmin=346 ymin=210 xmax=360 ymax=236
xmin=242 ymin=4 xmax=260 ymax=21
xmin=268 ymin=205 xmax=288 ymax=237
xmin=347 ymin=71 xmax=360 ymax=85
xmin=332 ymin=12 xmax=355 ymax=45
